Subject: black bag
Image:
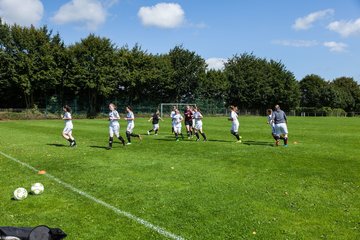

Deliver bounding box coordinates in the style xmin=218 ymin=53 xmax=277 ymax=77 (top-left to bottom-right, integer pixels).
xmin=0 ymin=226 xmax=67 ymax=240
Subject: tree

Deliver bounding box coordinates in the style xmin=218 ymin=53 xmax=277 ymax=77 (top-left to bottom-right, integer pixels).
xmin=224 ymin=53 xmax=300 ymax=111
xmin=168 ymin=45 xmax=207 ymax=102
xmin=331 ymin=77 xmax=360 ymax=112
xmin=69 ymin=34 xmax=119 ymax=117
xmin=299 ymin=74 xmax=328 ymax=108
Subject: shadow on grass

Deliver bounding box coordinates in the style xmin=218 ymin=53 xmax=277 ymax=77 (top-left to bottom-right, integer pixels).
xmin=242 ymin=140 xmax=274 ymax=147
xmin=46 ymin=143 xmax=67 ymax=147
xmin=89 ymin=145 xmax=109 ymax=149
xmin=207 ymin=139 xmax=235 ymax=143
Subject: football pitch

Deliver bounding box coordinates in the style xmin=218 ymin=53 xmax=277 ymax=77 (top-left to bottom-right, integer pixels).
xmin=0 ymin=117 xmax=359 ymax=239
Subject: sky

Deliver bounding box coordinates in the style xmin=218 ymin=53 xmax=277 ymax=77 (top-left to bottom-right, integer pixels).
xmin=1 ymin=0 xmax=360 ymax=81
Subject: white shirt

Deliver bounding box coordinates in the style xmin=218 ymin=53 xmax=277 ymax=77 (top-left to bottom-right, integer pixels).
xmin=193 ymin=111 xmax=202 ymax=125
xmin=126 ymin=111 xmax=135 ymax=124
xmin=109 ymin=110 xmax=120 ymax=126
xmin=230 ymin=111 xmax=239 ymax=125
xmin=172 ymin=113 xmax=183 ymax=127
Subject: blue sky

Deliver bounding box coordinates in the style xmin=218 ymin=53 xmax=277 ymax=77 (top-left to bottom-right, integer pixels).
xmin=1 ymin=0 xmax=360 ymax=81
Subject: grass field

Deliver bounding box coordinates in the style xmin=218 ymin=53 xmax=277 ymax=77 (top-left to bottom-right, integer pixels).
xmin=0 ymin=117 xmax=359 ymax=239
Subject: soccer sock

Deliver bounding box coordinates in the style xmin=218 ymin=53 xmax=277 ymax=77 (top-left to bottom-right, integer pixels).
xmin=187 ymin=131 xmax=191 ymax=137
xmin=272 ymin=134 xmax=277 ymax=140
xmin=284 ymin=137 xmax=288 ymax=145
xmin=126 ymin=132 xmax=131 ymax=143
xmin=195 ymin=132 xmax=200 ymax=139
xmin=130 ymin=133 xmax=140 ymax=138
xmin=235 ymin=133 xmax=240 ymax=140
xmin=149 ymin=129 xmax=153 ymax=132
xmin=109 ymin=137 xmax=113 ymax=147
xmin=175 ymin=133 xmax=178 ymax=140
xmin=117 ymin=136 xmax=125 ymax=145
xmin=180 ymin=133 xmax=184 ymax=139
xmin=155 ymin=129 xmax=158 ymax=134
xmin=201 ymin=132 xmax=207 ymax=140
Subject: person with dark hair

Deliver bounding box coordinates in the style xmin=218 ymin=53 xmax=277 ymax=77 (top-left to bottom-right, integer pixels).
xmin=61 ymin=105 xmax=76 ymax=147
xmin=107 ymin=103 xmax=125 ymax=150
xmin=147 ymin=110 xmax=163 ymax=135
xmin=172 ymin=109 xmax=184 ymax=141
xmin=124 ymin=106 xmax=142 ymax=145
xmin=184 ymin=105 xmax=193 ymax=139
xmin=228 ymin=105 xmax=241 ymax=143
xmin=193 ymin=107 xmax=207 ymax=141
xmin=272 ymin=104 xmax=289 ymax=147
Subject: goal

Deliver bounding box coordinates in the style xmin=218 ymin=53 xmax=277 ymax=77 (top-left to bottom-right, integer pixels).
xmin=160 ymin=103 xmax=197 ymax=118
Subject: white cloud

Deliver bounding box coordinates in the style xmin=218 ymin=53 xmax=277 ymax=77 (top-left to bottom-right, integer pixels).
xmin=0 ymin=0 xmax=43 ymax=26
xmin=272 ymin=40 xmax=319 ymax=47
xmin=51 ymin=0 xmax=107 ymax=30
xmin=138 ymin=3 xmax=185 ymax=28
xmin=327 ymin=18 xmax=360 ymax=37
xmin=292 ymin=9 xmax=334 ymax=30
xmin=206 ymin=58 xmax=227 ymax=70
xmin=323 ymin=41 xmax=347 ymax=52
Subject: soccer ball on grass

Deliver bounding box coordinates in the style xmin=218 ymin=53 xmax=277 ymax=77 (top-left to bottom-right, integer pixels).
xmin=31 ymin=183 xmax=44 ymax=195
xmin=13 ymin=187 xmax=28 ymax=200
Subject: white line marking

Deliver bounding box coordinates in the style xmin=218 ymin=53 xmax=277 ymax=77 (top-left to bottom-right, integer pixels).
xmin=0 ymin=151 xmax=185 ymax=240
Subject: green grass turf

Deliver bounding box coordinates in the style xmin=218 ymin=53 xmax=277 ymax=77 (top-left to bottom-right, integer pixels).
xmin=0 ymin=117 xmax=359 ymax=239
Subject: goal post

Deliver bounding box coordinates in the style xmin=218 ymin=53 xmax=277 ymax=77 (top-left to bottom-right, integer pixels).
xmin=160 ymin=103 xmax=197 ymax=118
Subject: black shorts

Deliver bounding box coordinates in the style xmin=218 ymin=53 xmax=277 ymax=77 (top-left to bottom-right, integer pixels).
xmin=185 ymin=120 xmax=193 ymax=126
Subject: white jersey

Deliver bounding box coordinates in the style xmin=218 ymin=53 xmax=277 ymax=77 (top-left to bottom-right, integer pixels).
xmin=172 ymin=113 xmax=183 ymax=128
xmin=230 ymin=110 xmax=239 ymax=133
xmin=109 ymin=110 xmax=120 ymax=126
xmin=170 ymin=110 xmax=176 ymax=126
xmin=268 ymin=114 xmax=275 ymax=130
xmin=193 ymin=111 xmax=203 ymax=130
xmin=63 ymin=112 xmax=73 ymax=128
xmin=126 ymin=111 xmax=135 ymax=125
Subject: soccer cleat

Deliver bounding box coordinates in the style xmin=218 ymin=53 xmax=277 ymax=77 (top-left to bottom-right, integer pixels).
xmin=196 ymin=138 xmax=200 ymax=142
xmin=147 ymin=131 xmax=150 ymax=135
xmin=284 ymin=144 xmax=288 ymax=147
xmin=155 ymin=134 xmax=158 ymax=136
xmin=70 ymin=141 xmax=77 ymax=147
xmin=126 ymin=142 xmax=132 ymax=145
xmin=275 ymin=140 xmax=280 ymax=146
xmin=121 ymin=140 xmax=125 ymax=146
xmin=236 ymin=140 xmax=242 ymax=143
xmin=139 ymin=135 xmax=142 ymax=141
xmin=106 ymin=146 xmax=112 ymax=150
xmin=239 ymin=136 xmax=242 ymax=139
xmin=203 ymin=139 xmax=207 ymax=142
xmin=176 ymin=139 xmax=180 ymax=142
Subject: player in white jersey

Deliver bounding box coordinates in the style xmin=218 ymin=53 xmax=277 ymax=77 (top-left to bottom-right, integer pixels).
xmin=228 ymin=105 xmax=241 ymax=143
xmin=193 ymin=107 xmax=207 ymax=141
xmin=107 ymin=103 xmax=126 ymax=150
xmin=61 ymin=105 xmax=76 ymax=147
xmin=124 ymin=106 xmax=142 ymax=145
xmin=170 ymin=105 xmax=177 ymax=133
xmin=172 ymin=109 xmax=184 ymax=141
xmin=266 ymin=109 xmax=277 ymax=142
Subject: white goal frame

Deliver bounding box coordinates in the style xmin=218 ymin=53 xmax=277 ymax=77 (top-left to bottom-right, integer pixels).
xmin=160 ymin=103 xmax=197 ymax=118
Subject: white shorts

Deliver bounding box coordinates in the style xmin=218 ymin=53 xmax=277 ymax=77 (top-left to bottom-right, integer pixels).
xmin=153 ymin=124 xmax=159 ymax=130
xmin=109 ymin=124 xmax=120 ymax=137
xmin=275 ymin=123 xmax=288 ymax=135
xmin=231 ymin=123 xmax=239 ymax=133
xmin=127 ymin=123 xmax=134 ymax=133
xmin=194 ymin=122 xmax=202 ymax=130
xmin=63 ymin=124 xmax=73 ymax=134
xmin=174 ymin=124 xmax=182 ymax=133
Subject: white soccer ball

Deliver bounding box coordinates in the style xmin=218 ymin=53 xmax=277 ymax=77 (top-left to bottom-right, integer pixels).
xmin=13 ymin=187 xmax=28 ymax=200
xmin=31 ymin=183 xmax=44 ymax=195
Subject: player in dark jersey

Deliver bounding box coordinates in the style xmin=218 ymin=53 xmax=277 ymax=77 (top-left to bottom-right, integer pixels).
xmin=147 ymin=110 xmax=163 ymax=135
xmin=184 ymin=105 xmax=194 ymax=139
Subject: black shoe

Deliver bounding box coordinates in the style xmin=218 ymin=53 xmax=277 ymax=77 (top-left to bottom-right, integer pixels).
xmin=121 ymin=140 xmax=125 ymax=146
xmin=106 ymin=146 xmax=112 ymax=150
xmin=70 ymin=141 xmax=77 ymax=147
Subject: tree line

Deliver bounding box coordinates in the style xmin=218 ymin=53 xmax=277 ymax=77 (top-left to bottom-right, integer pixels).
xmin=1 ymin=20 xmax=359 ymax=116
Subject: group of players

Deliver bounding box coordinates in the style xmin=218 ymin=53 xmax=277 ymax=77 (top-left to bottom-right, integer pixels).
xmin=61 ymin=103 xmax=289 ymax=149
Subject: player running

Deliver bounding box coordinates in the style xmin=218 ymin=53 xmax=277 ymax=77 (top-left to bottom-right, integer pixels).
xmin=172 ymin=109 xmax=184 ymax=141
xmin=193 ymin=107 xmax=207 ymax=141
xmin=124 ymin=106 xmax=142 ymax=145
xmin=184 ymin=105 xmax=194 ymax=139
xmin=170 ymin=105 xmax=177 ymax=133
xmin=272 ymin=105 xmax=289 ymax=147
xmin=61 ymin=105 xmax=76 ymax=147
xmin=107 ymin=103 xmax=125 ymax=150
xmin=147 ymin=110 xmax=163 ymax=135
xmin=266 ymin=109 xmax=277 ymax=142
xmin=228 ymin=105 xmax=241 ymax=143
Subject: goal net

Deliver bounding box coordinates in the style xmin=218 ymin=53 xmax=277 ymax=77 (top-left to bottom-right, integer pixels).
xmin=160 ymin=103 xmax=197 ymax=118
